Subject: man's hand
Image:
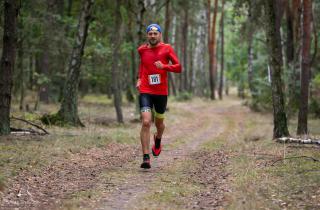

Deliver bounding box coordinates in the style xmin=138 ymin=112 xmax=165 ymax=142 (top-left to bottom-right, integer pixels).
xmin=136 ymin=79 xmax=141 ymax=89
xmin=154 ymin=61 xmax=164 ymax=69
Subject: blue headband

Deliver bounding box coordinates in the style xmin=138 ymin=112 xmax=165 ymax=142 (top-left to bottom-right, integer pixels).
xmin=146 ymin=24 xmax=161 ymax=33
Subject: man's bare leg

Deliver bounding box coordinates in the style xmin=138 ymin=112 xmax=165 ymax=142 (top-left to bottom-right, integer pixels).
xmin=140 ymin=111 xmax=152 ymax=154
xmin=154 ymin=117 xmax=165 ymax=139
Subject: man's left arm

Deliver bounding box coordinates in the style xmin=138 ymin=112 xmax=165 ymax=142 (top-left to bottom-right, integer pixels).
xmin=161 ymin=46 xmax=182 ymax=73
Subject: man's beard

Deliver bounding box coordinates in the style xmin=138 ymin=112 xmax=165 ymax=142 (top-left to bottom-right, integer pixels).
xmin=148 ymin=38 xmax=159 ymax=46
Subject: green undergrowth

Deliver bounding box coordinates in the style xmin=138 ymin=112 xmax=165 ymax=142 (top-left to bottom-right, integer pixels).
xmin=81 ymin=94 xmax=113 ymax=105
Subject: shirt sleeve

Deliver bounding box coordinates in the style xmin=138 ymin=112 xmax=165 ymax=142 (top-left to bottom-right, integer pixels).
xmin=137 ymin=48 xmax=142 ymax=79
xmin=162 ymin=45 xmax=182 ymax=73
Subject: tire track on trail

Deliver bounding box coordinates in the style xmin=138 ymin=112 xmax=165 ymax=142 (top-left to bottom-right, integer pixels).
xmin=95 ymin=99 xmax=241 ymax=210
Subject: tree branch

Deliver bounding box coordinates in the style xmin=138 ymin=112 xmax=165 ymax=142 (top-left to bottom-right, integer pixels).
xmin=271 ymin=156 xmax=319 ymax=166
xmin=11 ymin=116 xmax=49 ymax=135
xmin=276 ymin=137 xmax=320 ymax=145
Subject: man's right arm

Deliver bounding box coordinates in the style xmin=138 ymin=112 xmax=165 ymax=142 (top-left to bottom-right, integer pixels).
xmin=136 ymin=48 xmax=142 ymax=89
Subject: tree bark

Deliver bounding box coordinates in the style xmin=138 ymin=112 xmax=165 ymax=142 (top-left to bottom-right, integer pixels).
xmin=0 ymin=0 xmax=18 ymax=135
xmin=163 ymin=0 xmax=176 ymax=96
xmin=188 ymin=26 xmax=195 ymax=92
xmin=290 ymin=0 xmax=303 ymax=110
xmin=297 ymin=0 xmax=312 ymax=135
xmin=182 ymin=1 xmax=189 ymax=91
xmin=247 ymin=0 xmax=255 ymax=99
xmin=163 ymin=0 xmax=170 ymax=43
xmin=111 ymin=0 xmax=124 ymax=123
xmin=264 ymin=0 xmax=290 ymax=138
xmin=218 ymin=0 xmax=225 ymax=100
xmin=28 ymin=54 xmax=34 ymax=90
xmin=137 ymin=0 xmax=146 ymax=45
xmin=56 ymin=0 xmax=94 ymax=126
xmin=209 ymin=0 xmax=218 ymax=100
xmin=17 ymin=27 xmax=24 ymax=111
xmin=286 ymin=0 xmax=296 ymax=113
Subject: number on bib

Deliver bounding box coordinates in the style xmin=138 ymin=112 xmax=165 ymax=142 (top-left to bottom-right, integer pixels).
xmin=149 ymin=74 xmax=161 ymax=85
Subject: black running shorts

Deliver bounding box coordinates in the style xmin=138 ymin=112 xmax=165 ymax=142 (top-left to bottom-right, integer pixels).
xmin=139 ymin=93 xmax=167 ymax=119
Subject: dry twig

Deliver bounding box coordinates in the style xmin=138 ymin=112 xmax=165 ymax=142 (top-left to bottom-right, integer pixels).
xmin=10 ymin=116 xmax=49 ymax=135
xmin=271 ymin=156 xmax=320 ymax=166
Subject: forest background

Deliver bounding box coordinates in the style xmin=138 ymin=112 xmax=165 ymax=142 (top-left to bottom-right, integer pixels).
xmin=0 ymin=0 xmax=319 ymax=137
xmin=0 ymin=0 xmax=320 ymax=209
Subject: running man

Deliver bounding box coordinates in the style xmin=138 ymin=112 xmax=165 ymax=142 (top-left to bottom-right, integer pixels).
xmin=136 ymin=23 xmax=182 ymax=169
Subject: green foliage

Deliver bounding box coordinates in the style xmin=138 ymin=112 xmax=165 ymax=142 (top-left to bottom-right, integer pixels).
xmin=248 ymin=77 xmax=272 ymax=111
xmin=40 ymin=113 xmax=65 ymax=126
xmin=310 ymin=74 xmax=320 ymax=118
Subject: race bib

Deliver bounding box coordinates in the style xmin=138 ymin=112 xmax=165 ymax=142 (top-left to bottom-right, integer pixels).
xmin=149 ymin=74 xmax=161 ymax=85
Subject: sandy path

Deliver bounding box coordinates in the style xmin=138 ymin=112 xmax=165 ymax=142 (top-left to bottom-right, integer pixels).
xmin=95 ymin=99 xmax=242 ymax=210
xmin=0 ymin=97 xmax=245 ymax=210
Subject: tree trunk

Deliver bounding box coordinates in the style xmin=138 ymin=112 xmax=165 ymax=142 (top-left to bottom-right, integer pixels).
xmin=286 ymin=0 xmax=297 ymax=113
xmin=163 ymin=0 xmax=170 ymax=43
xmin=56 ymin=0 xmax=94 ymax=126
xmin=163 ymin=0 xmax=176 ymax=96
xmin=297 ymin=0 xmax=312 ymax=135
xmin=17 ymin=30 xmax=24 ymax=111
xmin=289 ymin=0 xmax=303 ymax=111
xmin=225 ymin=79 xmax=229 ymax=95
xmin=182 ymin=1 xmax=189 ymax=91
xmin=28 ymin=54 xmax=34 ymax=90
xmin=247 ymin=0 xmax=255 ymax=99
xmin=0 ymin=0 xmax=18 ymax=135
xmin=286 ymin=1 xmax=294 ymax=64
xmin=218 ymin=0 xmax=225 ymax=100
xmin=111 ymin=0 xmax=124 ymax=123
xmin=137 ymin=0 xmax=146 ymax=45
xmin=188 ymin=26 xmax=195 ymax=92
xmin=264 ymin=0 xmax=290 ymax=138
xmin=209 ymin=0 xmax=218 ymax=100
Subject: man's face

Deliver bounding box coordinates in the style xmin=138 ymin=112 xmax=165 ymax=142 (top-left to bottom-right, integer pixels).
xmin=147 ymin=31 xmax=161 ymax=46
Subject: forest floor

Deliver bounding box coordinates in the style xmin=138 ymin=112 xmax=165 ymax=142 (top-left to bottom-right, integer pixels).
xmin=0 ymin=93 xmax=320 ymax=210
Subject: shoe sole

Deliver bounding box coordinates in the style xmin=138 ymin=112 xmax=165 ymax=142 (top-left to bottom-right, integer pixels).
xmin=140 ymin=162 xmax=151 ymax=169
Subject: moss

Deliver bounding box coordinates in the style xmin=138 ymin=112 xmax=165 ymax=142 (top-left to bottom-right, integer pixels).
xmin=40 ymin=113 xmax=84 ymax=127
xmin=40 ymin=113 xmax=65 ymax=126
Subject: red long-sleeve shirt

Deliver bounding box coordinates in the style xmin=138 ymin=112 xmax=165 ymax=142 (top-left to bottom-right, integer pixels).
xmin=138 ymin=42 xmax=182 ymax=95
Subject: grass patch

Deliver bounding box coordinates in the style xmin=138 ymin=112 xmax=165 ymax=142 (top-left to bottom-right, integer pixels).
xmin=81 ymin=94 xmax=112 ymax=105
xmin=223 ymin=109 xmax=320 ymax=209
xmin=0 ymin=120 xmax=138 ymax=192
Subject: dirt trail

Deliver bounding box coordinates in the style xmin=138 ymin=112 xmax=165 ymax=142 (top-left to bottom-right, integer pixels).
xmin=0 ymin=97 xmax=246 ymax=210
xmin=95 ymin=99 xmax=242 ymax=210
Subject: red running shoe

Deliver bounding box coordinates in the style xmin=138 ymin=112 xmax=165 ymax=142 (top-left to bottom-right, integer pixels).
xmin=140 ymin=157 xmax=151 ymax=169
xmin=152 ymin=134 xmax=162 ymax=157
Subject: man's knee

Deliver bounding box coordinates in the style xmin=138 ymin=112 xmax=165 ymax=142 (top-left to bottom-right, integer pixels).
xmin=142 ymin=119 xmax=152 ymax=128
